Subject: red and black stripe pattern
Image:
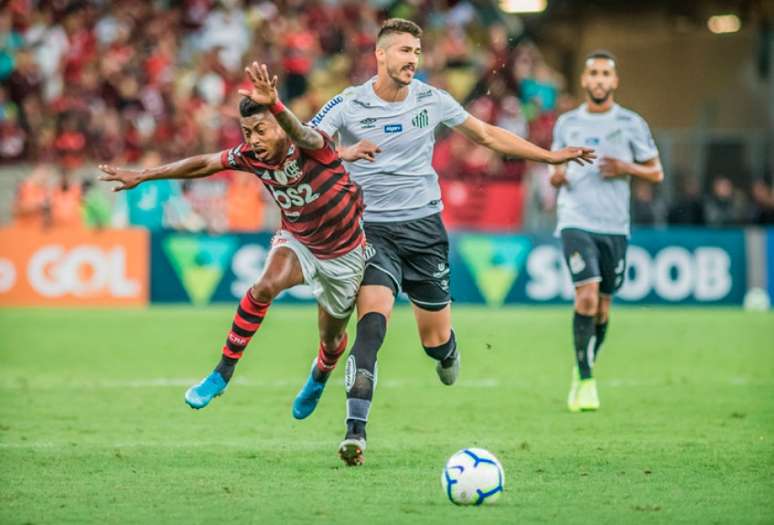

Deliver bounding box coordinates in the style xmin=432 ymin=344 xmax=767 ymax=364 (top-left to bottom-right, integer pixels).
xmin=220 ymin=131 xmax=364 ymax=259
xmin=316 ymin=334 xmax=348 ymax=373
xmin=222 ymin=291 xmax=270 ymax=360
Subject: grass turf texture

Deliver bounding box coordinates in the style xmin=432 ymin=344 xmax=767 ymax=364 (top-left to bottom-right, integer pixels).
xmin=1 ymin=306 xmax=773 ymax=524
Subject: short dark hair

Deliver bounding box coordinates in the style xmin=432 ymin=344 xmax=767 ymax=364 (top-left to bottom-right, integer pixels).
xmin=377 ymin=18 xmax=422 ymax=42
xmin=239 ymin=97 xmax=268 ymax=118
xmin=585 ymin=49 xmax=617 ymax=65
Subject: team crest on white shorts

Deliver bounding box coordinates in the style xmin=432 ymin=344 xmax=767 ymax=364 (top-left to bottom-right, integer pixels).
xmin=569 ymin=251 xmax=586 ymax=274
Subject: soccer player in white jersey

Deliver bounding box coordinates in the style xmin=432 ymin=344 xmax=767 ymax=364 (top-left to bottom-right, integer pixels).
xmin=550 ymin=50 xmax=664 ymax=412
xmin=307 ymin=18 xmax=595 ymax=465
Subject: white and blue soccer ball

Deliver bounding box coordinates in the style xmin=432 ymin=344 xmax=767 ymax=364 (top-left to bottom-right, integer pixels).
xmin=441 ymin=448 xmax=505 ymax=505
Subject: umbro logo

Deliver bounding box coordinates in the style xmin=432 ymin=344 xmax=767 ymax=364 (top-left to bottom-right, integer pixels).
xmin=360 ymin=117 xmax=377 ymax=129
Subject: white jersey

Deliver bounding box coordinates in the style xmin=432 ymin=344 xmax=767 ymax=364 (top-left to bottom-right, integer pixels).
xmin=551 ymin=103 xmax=659 ymax=236
xmin=309 ymin=77 xmax=469 ymax=222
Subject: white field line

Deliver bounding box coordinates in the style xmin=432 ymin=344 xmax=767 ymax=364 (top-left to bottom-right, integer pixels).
xmin=0 ymin=440 xmax=335 ymax=450
xmin=0 ymin=376 xmax=765 ymax=390
xmin=0 ymin=378 xmax=504 ymax=389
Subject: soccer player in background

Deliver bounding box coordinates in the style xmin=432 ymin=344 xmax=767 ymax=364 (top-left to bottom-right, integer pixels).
xmin=311 ymin=18 xmax=596 ymax=465
xmin=549 ymin=50 xmax=663 ymax=412
xmin=99 ymin=62 xmax=366 ymax=416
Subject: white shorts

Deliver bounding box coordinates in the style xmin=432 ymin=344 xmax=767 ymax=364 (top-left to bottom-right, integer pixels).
xmin=270 ymin=230 xmax=365 ymax=319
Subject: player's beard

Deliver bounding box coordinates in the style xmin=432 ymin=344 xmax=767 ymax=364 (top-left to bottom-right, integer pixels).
xmin=388 ymin=63 xmax=414 ymax=87
xmin=587 ymin=87 xmax=613 ymax=105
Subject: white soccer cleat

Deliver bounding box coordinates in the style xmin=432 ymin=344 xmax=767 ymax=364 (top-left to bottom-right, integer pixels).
xmin=436 ymin=350 xmax=460 ymax=386
xmin=567 ymin=367 xmax=580 ymax=411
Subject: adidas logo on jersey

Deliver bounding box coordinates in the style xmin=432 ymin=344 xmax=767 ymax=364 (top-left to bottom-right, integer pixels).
xmin=412 ymin=109 xmax=429 ymax=128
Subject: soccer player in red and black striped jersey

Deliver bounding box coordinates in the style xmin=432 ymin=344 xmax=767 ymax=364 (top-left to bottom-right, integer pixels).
xmin=98 ymin=62 xmax=366 ymax=417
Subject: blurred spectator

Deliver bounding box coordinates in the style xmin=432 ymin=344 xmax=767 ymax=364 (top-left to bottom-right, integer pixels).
xmin=667 ymin=177 xmax=705 ymax=225
xmin=751 ymin=176 xmax=774 ymax=224
xmin=198 ymin=0 xmax=250 ymax=73
xmin=81 ymin=178 xmax=112 ymax=229
xmin=165 ymin=180 xmax=206 ymax=232
xmin=0 ymin=10 xmax=23 ymax=81
xmin=0 ymin=111 xmax=26 ymax=162
xmin=13 ymin=163 xmax=53 ymax=228
xmin=226 ymin=170 xmax=266 ymax=232
xmin=50 ymin=170 xmax=83 ymax=229
xmin=704 ymin=176 xmax=748 ymax=226
xmin=631 ymin=180 xmax=666 ymax=226
xmin=54 ymin=112 xmax=87 ymax=170
xmin=281 ymin=15 xmax=320 ymax=101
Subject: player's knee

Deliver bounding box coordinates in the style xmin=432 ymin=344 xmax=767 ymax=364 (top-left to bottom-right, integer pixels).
xmin=423 ymin=329 xmax=456 ymax=361
xmin=420 ymin=327 xmax=450 ymax=349
xmin=575 ymin=288 xmax=599 ymax=315
xmin=357 ymin=286 xmax=394 ymax=320
xmin=250 ymin=280 xmax=281 ymax=303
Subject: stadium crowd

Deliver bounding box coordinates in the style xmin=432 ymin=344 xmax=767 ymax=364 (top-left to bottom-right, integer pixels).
xmin=3 ymin=0 xmax=774 ymax=231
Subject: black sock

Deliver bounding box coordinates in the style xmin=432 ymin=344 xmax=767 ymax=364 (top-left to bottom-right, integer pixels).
xmin=573 ymin=312 xmax=596 ymax=380
xmin=346 ymin=419 xmax=367 ymax=440
xmin=593 ymin=320 xmax=608 ymax=364
xmin=423 ymin=329 xmax=457 ymax=368
xmin=345 ymin=312 xmax=387 ymax=437
xmin=215 ymin=355 xmax=238 ymax=382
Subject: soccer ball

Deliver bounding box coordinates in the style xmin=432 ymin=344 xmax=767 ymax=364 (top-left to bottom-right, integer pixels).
xmin=441 ymin=448 xmax=505 ymax=505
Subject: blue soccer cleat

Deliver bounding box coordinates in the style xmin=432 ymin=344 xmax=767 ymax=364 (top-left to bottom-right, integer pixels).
xmin=292 ymin=360 xmax=326 ymax=420
xmin=185 ymin=371 xmax=227 ymax=409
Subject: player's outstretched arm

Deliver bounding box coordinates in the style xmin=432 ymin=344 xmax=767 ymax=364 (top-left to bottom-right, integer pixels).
xmin=98 ymin=154 xmax=224 ymax=192
xmin=238 ymin=62 xmax=324 ymax=151
xmin=453 ymin=115 xmax=596 ymax=166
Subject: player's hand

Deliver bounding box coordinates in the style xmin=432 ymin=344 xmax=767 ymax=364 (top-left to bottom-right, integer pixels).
xmin=549 ymin=170 xmax=568 ymax=188
xmin=599 ymin=157 xmax=627 ymax=178
xmin=97 ymin=165 xmax=144 ymax=192
xmin=340 ymin=140 xmax=382 ymax=162
xmin=238 ymin=62 xmax=279 ymax=106
xmin=549 ymin=147 xmax=596 ymax=166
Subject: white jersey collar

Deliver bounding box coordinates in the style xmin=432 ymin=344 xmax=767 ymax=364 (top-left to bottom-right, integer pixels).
xmin=578 ymin=102 xmax=620 ymax=118
xmin=366 ymin=76 xmax=417 ymax=107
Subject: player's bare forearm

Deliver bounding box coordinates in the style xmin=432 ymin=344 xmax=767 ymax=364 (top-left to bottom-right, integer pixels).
xmin=98 ymin=153 xmax=223 ymax=191
xmin=454 ymin=116 xmax=594 ymax=165
xmin=273 ymin=108 xmax=324 ymax=151
xmin=481 ymin=125 xmax=554 ymax=162
xmin=603 ymin=157 xmax=663 ymax=183
xmin=455 ymin=117 xmax=551 ymax=162
xmin=140 ymin=154 xmax=223 ymax=182
xmin=625 ymin=158 xmax=663 ymax=183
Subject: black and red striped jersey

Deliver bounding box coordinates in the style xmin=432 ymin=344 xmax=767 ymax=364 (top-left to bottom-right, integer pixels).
xmin=219 ymin=131 xmax=364 ymax=259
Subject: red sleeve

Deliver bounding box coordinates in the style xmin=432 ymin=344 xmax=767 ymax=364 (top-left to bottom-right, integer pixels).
xmin=299 ymin=130 xmax=339 ymax=164
xmin=219 ymin=143 xmax=254 ymax=171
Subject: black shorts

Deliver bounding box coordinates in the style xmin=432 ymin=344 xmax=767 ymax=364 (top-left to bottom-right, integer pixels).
xmin=362 ymin=213 xmax=450 ymax=311
xmin=560 ymin=228 xmax=628 ymax=295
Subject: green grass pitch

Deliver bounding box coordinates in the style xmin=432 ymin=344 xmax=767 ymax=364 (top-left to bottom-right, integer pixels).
xmin=1 ymin=306 xmax=773 ymax=524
